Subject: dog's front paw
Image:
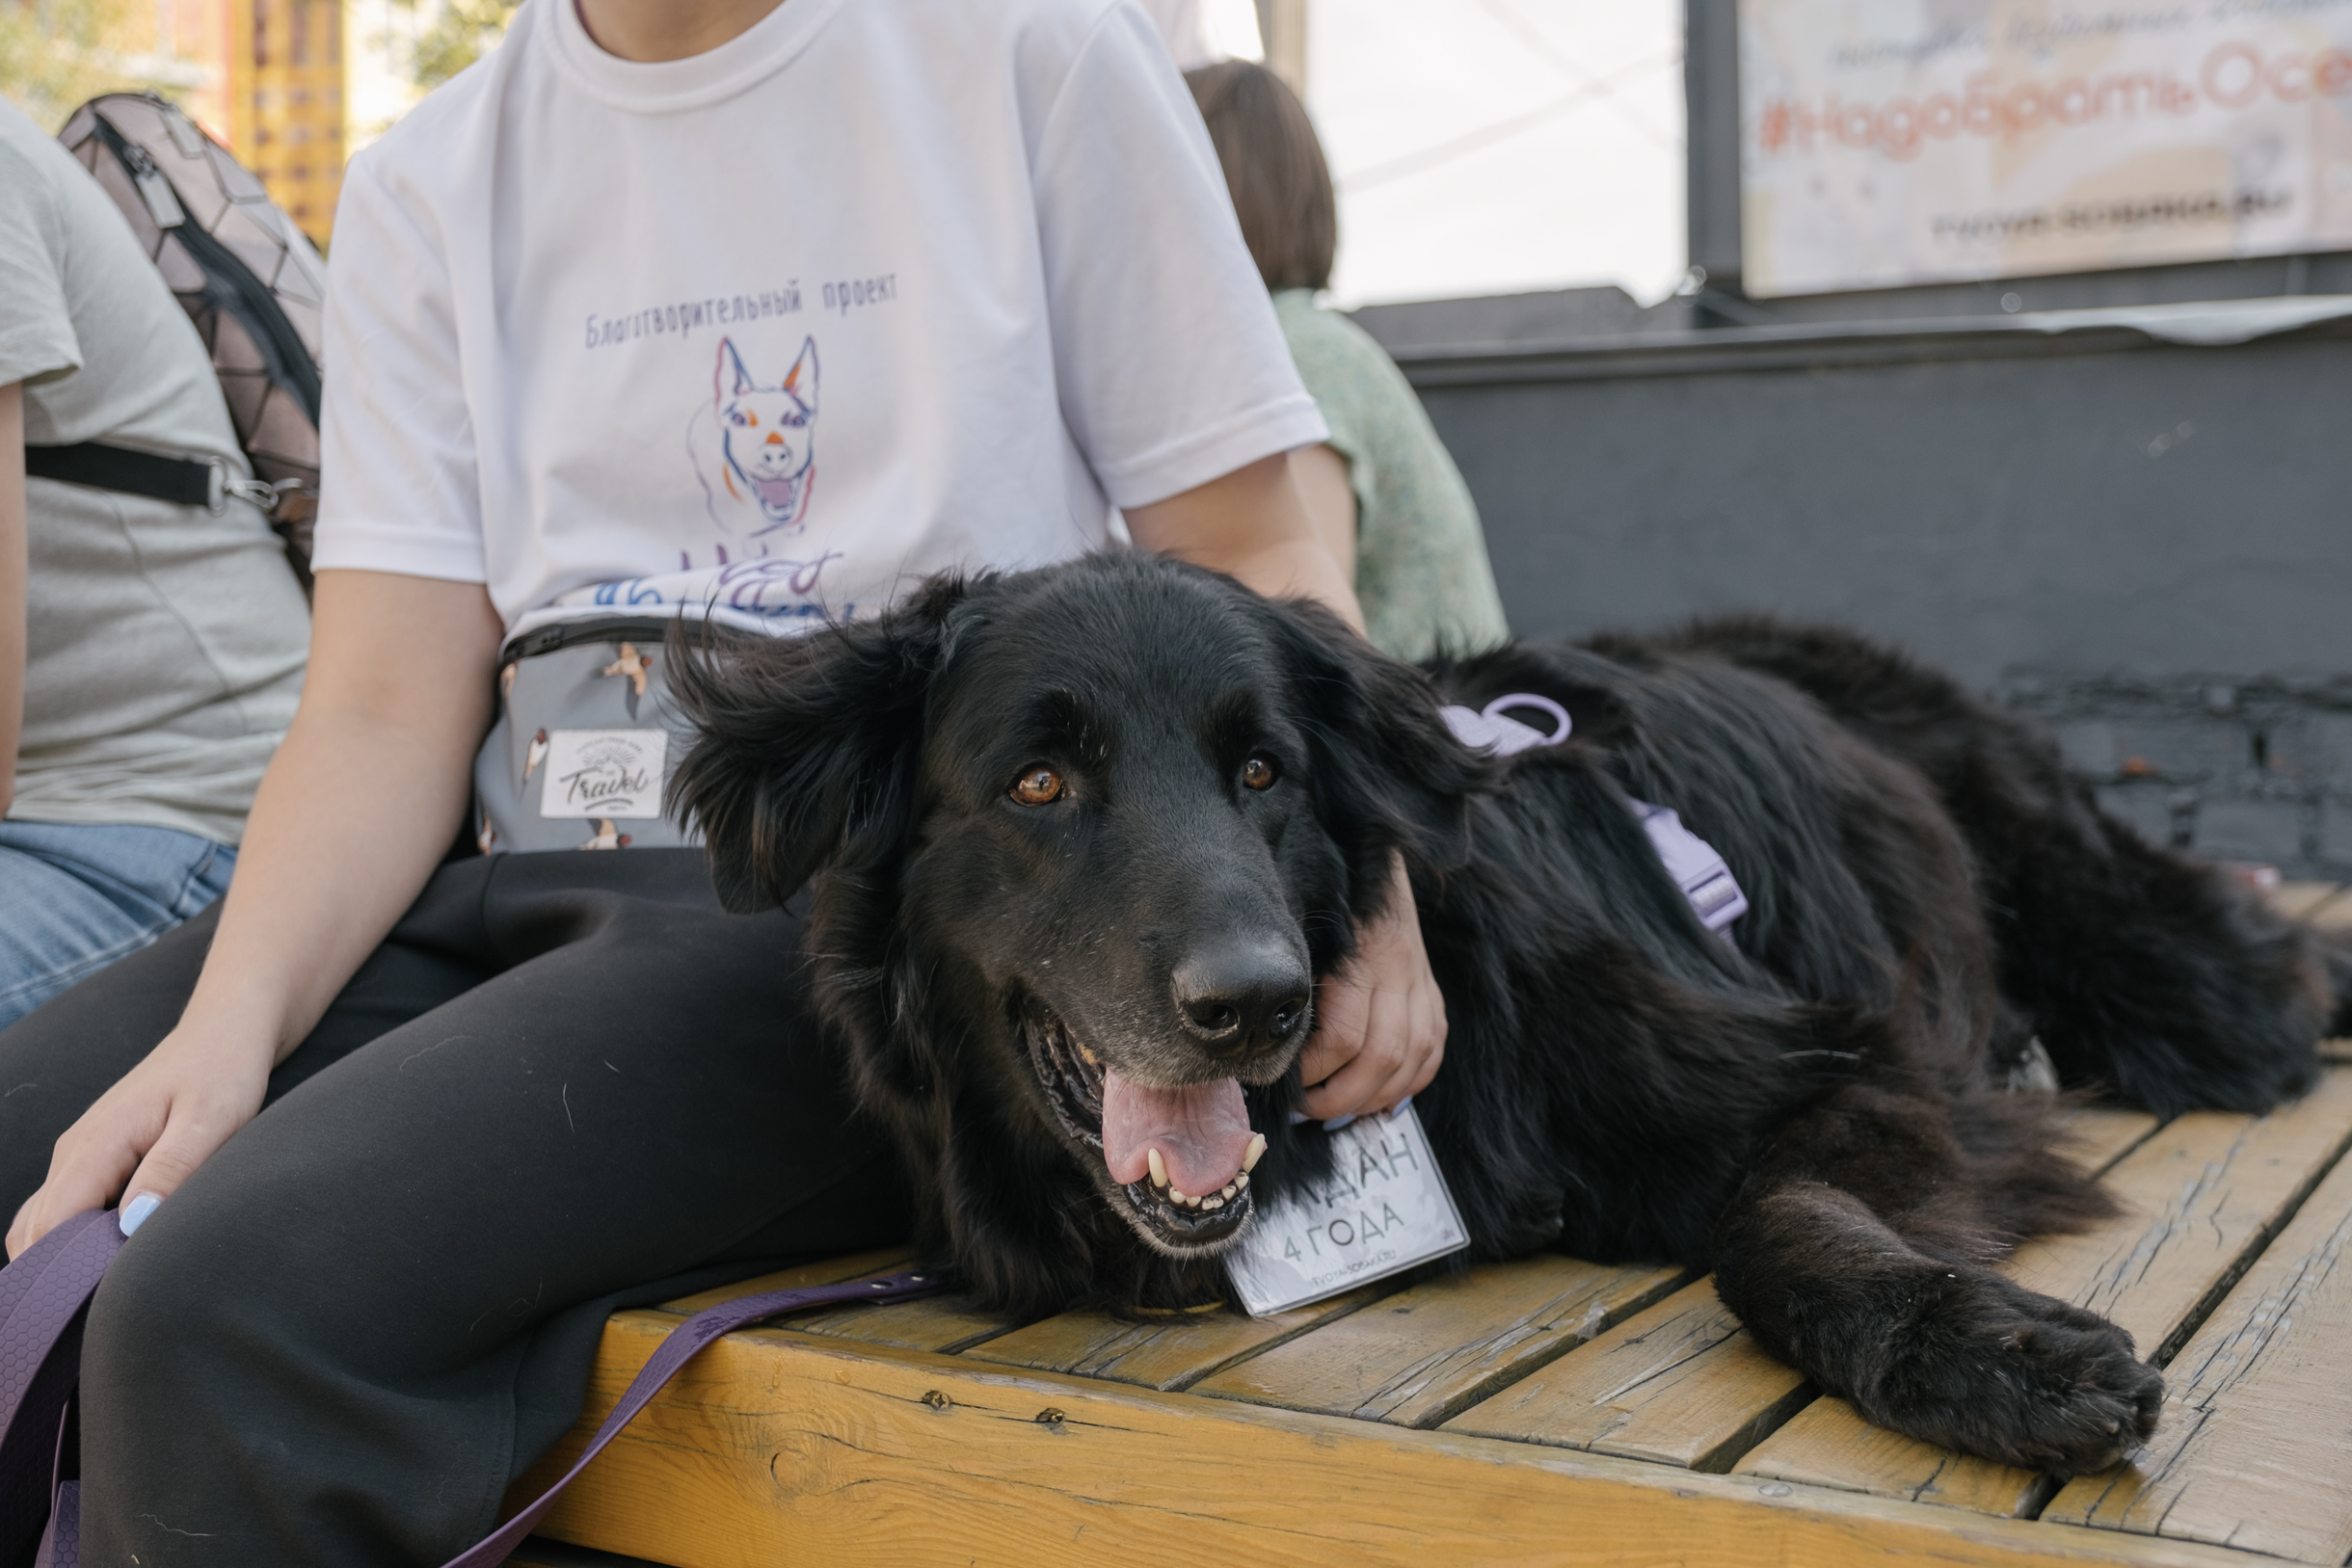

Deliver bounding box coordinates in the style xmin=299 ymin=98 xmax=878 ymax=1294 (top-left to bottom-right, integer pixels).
xmin=1858 ymin=1274 xmax=2162 ymax=1475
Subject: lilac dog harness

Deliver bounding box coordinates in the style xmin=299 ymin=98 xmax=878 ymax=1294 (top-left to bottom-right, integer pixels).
xmin=1439 ymin=693 xmax=1748 ymax=941
xmin=0 ymin=1209 xmax=941 ymax=1566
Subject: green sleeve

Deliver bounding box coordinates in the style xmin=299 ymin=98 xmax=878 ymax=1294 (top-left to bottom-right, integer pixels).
xmin=1272 ymin=291 xmax=1510 ymax=662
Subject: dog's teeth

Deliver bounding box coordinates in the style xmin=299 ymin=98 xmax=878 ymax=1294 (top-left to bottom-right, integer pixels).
xmin=1234 ymin=1173 xmax=1248 ymax=1190
xmin=1219 ymin=1183 xmax=1236 ymax=1200
xmin=1203 ymin=1196 xmax=1223 ymax=1210
xmin=1169 ymin=1188 xmax=1189 ymax=1206
xmin=1148 ymin=1149 xmax=1168 ymax=1189
xmin=1243 ymin=1133 xmax=1267 ymax=1172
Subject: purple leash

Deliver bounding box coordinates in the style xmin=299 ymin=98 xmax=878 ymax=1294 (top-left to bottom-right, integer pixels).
xmin=0 ymin=1210 xmax=941 ymax=1567
xmin=0 ymin=1209 xmax=121 ymax=1568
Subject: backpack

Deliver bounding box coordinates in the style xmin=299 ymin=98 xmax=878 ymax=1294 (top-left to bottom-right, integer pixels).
xmin=49 ymin=92 xmax=327 ymax=593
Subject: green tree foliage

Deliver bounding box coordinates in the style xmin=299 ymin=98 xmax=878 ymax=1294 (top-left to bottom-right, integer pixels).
xmin=0 ymin=0 xmax=197 ymax=132
xmin=392 ymin=0 xmax=516 ymax=90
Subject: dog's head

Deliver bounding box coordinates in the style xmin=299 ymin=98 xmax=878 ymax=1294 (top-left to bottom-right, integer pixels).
xmin=667 ymin=553 xmax=1484 ymax=1295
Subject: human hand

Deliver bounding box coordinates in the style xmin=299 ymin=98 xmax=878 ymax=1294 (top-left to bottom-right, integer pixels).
xmin=1297 ymin=853 xmax=1447 ymax=1121
xmin=5 ymin=1022 xmax=272 ymax=1258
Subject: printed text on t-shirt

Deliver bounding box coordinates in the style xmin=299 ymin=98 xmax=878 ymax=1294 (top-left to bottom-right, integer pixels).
xmin=585 ymin=285 xmax=805 ymax=350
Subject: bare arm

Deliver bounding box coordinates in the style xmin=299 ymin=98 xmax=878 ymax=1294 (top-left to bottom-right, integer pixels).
xmin=1 ymin=383 xmax=25 ymax=818
xmin=1291 ymin=442 xmax=1356 ymax=586
xmin=7 ymin=569 xmax=503 ymax=1255
xmin=1126 ymin=449 xmax=1362 ymax=632
xmin=1126 ymin=448 xmax=1442 ymax=1120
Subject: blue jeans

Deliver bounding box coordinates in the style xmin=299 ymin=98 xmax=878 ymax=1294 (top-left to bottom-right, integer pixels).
xmin=0 ymin=819 xmax=236 ymax=1030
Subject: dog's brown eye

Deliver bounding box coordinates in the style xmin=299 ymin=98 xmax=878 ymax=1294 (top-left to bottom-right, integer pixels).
xmin=1010 ymin=767 xmax=1064 ymax=806
xmin=1242 ymin=756 xmax=1278 ymax=791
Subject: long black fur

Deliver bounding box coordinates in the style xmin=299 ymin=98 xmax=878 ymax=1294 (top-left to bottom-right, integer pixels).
xmin=666 ymin=553 xmax=2337 ymax=1475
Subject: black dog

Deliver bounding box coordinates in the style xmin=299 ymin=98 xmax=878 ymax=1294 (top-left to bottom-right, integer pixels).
xmin=666 ymin=552 xmax=2338 ymax=1476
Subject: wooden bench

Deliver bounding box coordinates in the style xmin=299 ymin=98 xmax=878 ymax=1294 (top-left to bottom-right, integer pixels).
xmin=509 ymin=884 xmax=2352 ymax=1568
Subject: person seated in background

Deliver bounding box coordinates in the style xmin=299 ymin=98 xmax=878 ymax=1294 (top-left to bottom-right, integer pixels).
xmin=1185 ymin=58 xmax=1510 ymax=663
xmin=0 ymin=96 xmax=310 ymax=1031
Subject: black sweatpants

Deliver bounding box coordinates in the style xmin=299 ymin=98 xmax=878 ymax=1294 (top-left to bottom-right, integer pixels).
xmin=0 ymin=849 xmax=911 ymax=1567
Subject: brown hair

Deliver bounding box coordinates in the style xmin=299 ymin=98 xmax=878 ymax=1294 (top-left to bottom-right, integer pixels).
xmin=1184 ymin=60 xmax=1337 ymax=293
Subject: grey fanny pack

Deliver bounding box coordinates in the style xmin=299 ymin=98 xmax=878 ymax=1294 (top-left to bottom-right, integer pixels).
xmin=474 ymin=616 xmax=711 ymax=854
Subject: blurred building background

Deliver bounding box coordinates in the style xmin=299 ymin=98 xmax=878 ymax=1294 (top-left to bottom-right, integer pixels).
xmin=1 ymin=0 xmax=482 ymax=246
xmin=5 ymin=0 xmax=2348 ymax=872
xmin=1 ymin=0 xmax=1685 ymax=284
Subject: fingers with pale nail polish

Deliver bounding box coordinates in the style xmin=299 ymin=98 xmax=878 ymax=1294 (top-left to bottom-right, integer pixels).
xmin=119 ymin=1192 xmax=162 ymax=1236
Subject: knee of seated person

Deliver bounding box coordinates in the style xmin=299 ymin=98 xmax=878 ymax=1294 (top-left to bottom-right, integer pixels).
xmin=82 ymin=1203 xmax=275 ymax=1387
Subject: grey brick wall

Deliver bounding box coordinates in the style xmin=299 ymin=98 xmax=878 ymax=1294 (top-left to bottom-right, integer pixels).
xmin=2004 ymin=671 xmax=2352 ymax=878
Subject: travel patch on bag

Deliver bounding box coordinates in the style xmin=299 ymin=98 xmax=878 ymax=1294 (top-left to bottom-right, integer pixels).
xmin=537 ymin=729 xmax=669 ymax=819
xmin=1224 ymin=1103 xmax=1470 ymax=1316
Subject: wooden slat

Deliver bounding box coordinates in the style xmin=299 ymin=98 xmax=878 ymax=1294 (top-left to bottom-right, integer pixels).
xmin=1187 ymin=1254 xmax=1686 ymax=1428
xmin=1739 ymin=1400 xmax=2058 ymax=1518
xmin=2306 ymin=890 xmax=2352 ymax=933
xmin=2056 ymin=1106 xmax=2163 ymax=1174
xmin=648 ymin=1245 xmax=1016 ymax=1356
xmin=965 ymin=1285 xmax=1387 ymax=1391
xmin=2322 ymin=1038 xmax=2352 ymax=1067
xmin=1442 ymin=1276 xmax=1808 ymax=1472
xmin=2266 ymin=881 xmax=2343 ymax=921
xmin=1731 ymin=1068 xmax=2352 ymax=1513
xmin=785 ymin=1291 xmax=1029 ymax=1355
xmin=1438 ymin=1105 xmax=2161 ymax=1475
xmin=510 ymin=1539 xmax=674 ymax=1568
xmin=2021 ymin=1070 xmax=2352 ymax=1356
xmin=516 ymin=1311 xmax=2279 ymax=1568
xmin=655 ymin=1248 xmax=913 ymax=1316
xmin=2043 ymin=1142 xmax=2352 ymax=1561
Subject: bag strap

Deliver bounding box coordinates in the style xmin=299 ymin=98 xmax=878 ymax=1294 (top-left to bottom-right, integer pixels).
xmin=23 ymin=443 xmax=214 ymax=510
xmin=0 ymin=1220 xmax=941 ymax=1568
xmin=441 ymin=1265 xmax=943 ymax=1568
xmin=25 ymin=442 xmax=296 ymax=519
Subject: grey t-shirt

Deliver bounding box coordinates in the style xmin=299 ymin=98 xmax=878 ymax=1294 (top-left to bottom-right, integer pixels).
xmin=0 ymin=99 xmax=308 ymax=845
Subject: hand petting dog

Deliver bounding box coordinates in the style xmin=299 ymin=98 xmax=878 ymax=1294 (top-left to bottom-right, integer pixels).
xmin=1298 ymin=852 xmax=1447 ymax=1121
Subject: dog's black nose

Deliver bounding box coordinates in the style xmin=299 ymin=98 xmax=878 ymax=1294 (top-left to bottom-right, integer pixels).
xmin=1173 ymin=940 xmax=1312 ymax=1054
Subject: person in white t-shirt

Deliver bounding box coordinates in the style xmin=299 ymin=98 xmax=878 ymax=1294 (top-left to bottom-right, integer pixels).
xmin=0 ymin=0 xmax=1447 ymax=1556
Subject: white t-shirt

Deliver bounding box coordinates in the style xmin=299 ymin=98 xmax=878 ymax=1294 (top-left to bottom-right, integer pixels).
xmin=312 ymin=0 xmax=1327 ymax=639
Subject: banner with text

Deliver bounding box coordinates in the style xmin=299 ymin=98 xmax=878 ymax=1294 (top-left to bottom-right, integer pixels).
xmin=1738 ymin=0 xmax=2352 ymax=296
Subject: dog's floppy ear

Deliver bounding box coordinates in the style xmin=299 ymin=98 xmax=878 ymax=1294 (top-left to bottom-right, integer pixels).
xmin=665 ymin=577 xmax=971 ymax=912
xmin=1264 ymin=596 xmax=1496 ymax=883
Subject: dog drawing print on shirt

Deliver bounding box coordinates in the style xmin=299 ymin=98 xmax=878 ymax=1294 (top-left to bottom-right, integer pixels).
xmin=690 ymin=335 xmax=819 ymax=536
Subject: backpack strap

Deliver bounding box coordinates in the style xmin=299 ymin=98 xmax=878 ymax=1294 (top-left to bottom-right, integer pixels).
xmin=24 ymin=443 xmax=215 ymax=510
xmin=0 ymin=1215 xmax=941 ymax=1568
xmin=25 ymin=442 xmax=296 ymax=518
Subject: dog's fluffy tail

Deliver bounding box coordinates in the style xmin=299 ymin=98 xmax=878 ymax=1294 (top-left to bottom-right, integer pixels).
xmin=1651 ymin=615 xmax=2328 ymax=1120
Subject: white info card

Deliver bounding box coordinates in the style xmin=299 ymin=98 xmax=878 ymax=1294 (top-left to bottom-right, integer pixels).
xmin=1224 ymin=1103 xmax=1470 ymax=1316
xmin=538 ymin=729 xmax=669 ymax=819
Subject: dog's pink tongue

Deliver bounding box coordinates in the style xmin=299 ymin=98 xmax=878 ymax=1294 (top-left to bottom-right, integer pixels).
xmin=1102 ymin=1070 xmax=1253 ymax=1194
